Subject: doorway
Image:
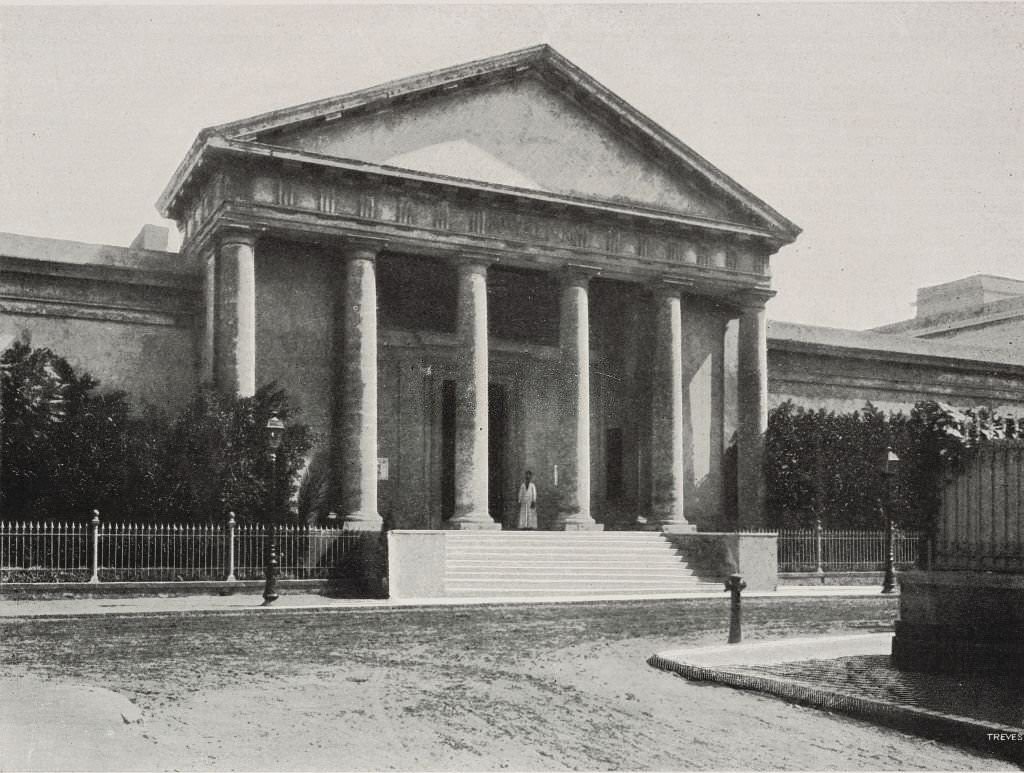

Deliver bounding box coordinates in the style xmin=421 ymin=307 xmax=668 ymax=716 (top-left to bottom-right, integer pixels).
xmin=441 ymin=380 xmax=456 ymax=522
xmin=439 ymin=380 xmax=509 ymax=525
xmin=488 ymin=383 xmax=509 ymax=524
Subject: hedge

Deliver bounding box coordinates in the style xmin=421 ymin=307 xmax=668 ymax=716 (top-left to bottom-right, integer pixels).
xmin=766 ymin=400 xmax=1019 ymax=532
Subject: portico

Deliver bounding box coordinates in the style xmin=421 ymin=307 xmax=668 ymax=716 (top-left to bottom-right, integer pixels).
xmin=160 ymin=45 xmax=799 ymax=534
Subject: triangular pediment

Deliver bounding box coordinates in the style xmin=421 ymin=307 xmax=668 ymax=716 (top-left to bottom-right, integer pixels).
xmin=252 ymin=75 xmax=747 ymax=224
xmin=162 ymin=46 xmax=799 ymax=240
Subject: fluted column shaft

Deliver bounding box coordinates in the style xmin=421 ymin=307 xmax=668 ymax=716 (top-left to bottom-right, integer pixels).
xmin=555 ymin=270 xmax=600 ymax=530
xmin=651 ymin=285 xmax=693 ymax=531
xmin=737 ymin=303 xmax=768 ymax=529
xmin=214 ymin=229 xmax=257 ymax=397
xmin=450 ymin=259 xmax=498 ymax=529
xmin=338 ymin=246 xmax=381 ymax=531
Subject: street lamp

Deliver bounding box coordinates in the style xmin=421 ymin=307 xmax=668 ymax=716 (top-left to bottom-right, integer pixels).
xmin=263 ymin=413 xmax=285 ymax=606
xmin=880 ymin=447 xmax=899 ymax=594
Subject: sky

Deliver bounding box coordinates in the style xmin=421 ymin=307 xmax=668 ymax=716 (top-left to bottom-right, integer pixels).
xmin=1 ymin=3 xmax=1021 ymax=330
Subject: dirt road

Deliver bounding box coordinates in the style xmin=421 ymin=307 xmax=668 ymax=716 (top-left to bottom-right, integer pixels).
xmin=0 ymin=597 xmax=1010 ymax=771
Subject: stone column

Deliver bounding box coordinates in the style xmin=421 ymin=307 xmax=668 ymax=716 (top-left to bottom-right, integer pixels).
xmin=449 ymin=258 xmax=499 ymax=529
xmin=214 ymin=229 xmax=257 ymax=397
xmin=650 ymin=284 xmax=694 ymax=532
xmin=736 ymin=302 xmax=768 ymax=529
xmin=338 ymin=244 xmax=382 ymax=531
xmin=555 ymin=269 xmax=601 ymax=530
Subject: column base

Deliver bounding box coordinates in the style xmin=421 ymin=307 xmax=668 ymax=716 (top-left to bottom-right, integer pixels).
xmin=445 ymin=516 xmax=502 ymax=530
xmin=640 ymin=521 xmax=697 ymax=533
xmin=341 ymin=511 xmax=383 ymax=532
xmin=553 ymin=515 xmax=604 ymax=531
xmin=660 ymin=523 xmax=698 ymax=534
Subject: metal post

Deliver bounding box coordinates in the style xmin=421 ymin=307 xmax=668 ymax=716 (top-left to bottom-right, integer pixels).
xmin=88 ymin=510 xmax=100 ymax=584
xmin=263 ymin=520 xmax=279 ymax=605
xmin=263 ymin=449 xmax=280 ymax=605
xmin=226 ymin=512 xmax=237 ymax=582
xmin=882 ymin=518 xmax=897 ymax=594
xmin=880 ymin=447 xmax=899 ymax=594
xmin=815 ymin=518 xmax=825 ymax=581
xmin=725 ymin=573 xmax=747 ymax=644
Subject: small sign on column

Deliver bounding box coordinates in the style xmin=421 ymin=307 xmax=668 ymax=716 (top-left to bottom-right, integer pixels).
xmin=377 ymin=457 xmax=389 ymax=481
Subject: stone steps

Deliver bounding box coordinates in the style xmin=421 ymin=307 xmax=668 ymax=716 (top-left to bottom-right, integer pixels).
xmin=441 ymin=531 xmax=720 ymax=597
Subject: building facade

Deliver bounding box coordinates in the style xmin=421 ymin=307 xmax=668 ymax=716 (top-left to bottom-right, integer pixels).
xmin=162 ymin=45 xmax=800 ymax=532
xmin=4 ymin=46 xmax=805 ymax=532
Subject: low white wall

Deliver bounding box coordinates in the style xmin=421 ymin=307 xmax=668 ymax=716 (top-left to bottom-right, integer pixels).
xmin=387 ymin=530 xmax=447 ymax=599
xmin=664 ymin=532 xmax=778 ymax=591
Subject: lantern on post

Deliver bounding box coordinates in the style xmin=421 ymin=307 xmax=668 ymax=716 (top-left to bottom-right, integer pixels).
xmin=880 ymin=447 xmax=899 ymax=594
xmin=263 ymin=413 xmax=285 ymax=606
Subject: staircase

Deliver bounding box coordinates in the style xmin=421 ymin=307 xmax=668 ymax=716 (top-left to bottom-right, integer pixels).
xmin=442 ymin=531 xmax=722 ymax=598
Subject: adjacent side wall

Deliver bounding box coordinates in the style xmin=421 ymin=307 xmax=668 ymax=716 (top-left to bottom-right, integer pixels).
xmin=768 ymin=321 xmax=1024 ymax=415
xmin=0 ymin=234 xmax=200 ymax=413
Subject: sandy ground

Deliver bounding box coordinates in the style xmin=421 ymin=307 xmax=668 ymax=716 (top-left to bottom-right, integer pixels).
xmin=0 ymin=598 xmax=1013 ymax=771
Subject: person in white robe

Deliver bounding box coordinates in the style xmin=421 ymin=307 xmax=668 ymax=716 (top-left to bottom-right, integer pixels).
xmin=516 ymin=470 xmax=538 ymax=529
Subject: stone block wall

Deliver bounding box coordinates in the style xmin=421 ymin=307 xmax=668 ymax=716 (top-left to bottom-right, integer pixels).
xmin=0 ymin=233 xmax=200 ymax=413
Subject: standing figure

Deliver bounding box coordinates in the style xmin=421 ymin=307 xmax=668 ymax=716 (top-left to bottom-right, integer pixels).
xmin=517 ymin=470 xmax=538 ymax=530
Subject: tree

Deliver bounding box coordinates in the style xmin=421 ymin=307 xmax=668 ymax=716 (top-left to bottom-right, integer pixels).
xmin=1 ymin=342 xmax=311 ymax=524
xmin=765 ymin=399 xmax=1019 ymax=533
xmin=158 ymin=384 xmax=312 ymax=524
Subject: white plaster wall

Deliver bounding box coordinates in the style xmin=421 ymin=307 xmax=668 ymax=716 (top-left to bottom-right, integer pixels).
xmin=922 ymin=319 xmax=1024 ymax=355
xmin=272 ymin=78 xmax=736 ymax=220
xmin=2 ymin=314 xmax=197 ymax=413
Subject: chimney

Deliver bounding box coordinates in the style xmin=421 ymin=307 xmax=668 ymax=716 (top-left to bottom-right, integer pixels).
xmin=130 ymin=224 xmax=170 ymax=252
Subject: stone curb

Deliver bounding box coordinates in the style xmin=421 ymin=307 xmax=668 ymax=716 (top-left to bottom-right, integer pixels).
xmin=647 ymin=653 xmax=1024 ymax=765
xmin=0 ymin=590 xmax=896 ymax=623
xmin=0 ymin=578 xmax=349 ymax=599
xmin=0 ymin=603 xmax=390 ymax=623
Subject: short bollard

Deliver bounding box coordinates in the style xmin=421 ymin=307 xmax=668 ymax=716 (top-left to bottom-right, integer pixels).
xmin=262 ymin=525 xmax=279 ymax=606
xmin=88 ymin=510 xmax=101 ymax=584
xmin=725 ymin=573 xmax=747 ymax=644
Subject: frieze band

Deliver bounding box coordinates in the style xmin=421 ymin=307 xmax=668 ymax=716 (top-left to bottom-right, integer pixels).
xmin=180 ymin=167 xmax=772 ymax=276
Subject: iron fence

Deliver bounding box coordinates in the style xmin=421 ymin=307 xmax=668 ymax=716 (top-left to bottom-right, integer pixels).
xmin=1 ymin=517 xmax=922 ymax=582
xmin=0 ymin=520 xmax=91 ymax=582
xmin=0 ymin=515 xmax=366 ymax=583
xmin=749 ymin=525 xmax=922 ymax=573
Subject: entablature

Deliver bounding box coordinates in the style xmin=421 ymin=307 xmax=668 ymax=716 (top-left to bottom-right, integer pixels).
xmin=178 ymin=149 xmax=779 ymax=302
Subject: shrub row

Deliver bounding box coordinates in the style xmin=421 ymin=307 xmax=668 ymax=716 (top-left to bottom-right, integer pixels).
xmin=766 ymin=400 xmax=1018 ymax=531
xmin=1 ymin=342 xmax=311 ymax=524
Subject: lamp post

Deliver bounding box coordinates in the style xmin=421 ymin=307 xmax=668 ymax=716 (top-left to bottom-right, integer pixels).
xmin=881 ymin=447 xmax=899 ymax=595
xmin=263 ymin=413 xmax=285 ymax=606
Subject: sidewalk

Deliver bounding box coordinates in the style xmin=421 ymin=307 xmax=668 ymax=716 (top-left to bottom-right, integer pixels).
xmin=649 ymin=634 xmax=1024 ymax=765
xmin=0 ymin=584 xmax=891 ymax=618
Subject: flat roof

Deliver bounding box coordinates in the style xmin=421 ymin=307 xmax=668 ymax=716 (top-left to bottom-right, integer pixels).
xmin=0 ymin=231 xmax=190 ymax=274
xmin=769 ymin=320 xmax=1024 ymax=369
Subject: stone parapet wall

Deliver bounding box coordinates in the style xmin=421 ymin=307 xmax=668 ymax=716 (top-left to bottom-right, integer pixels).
xmin=893 ymin=571 xmax=1024 ymax=681
xmin=768 ymin=321 xmax=1024 ymax=415
xmin=0 ymin=238 xmax=201 ymax=412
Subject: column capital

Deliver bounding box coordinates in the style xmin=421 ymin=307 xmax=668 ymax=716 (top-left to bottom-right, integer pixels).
xmin=559 ymin=263 xmax=601 ymax=288
xmin=452 ymin=251 xmax=500 ymax=271
xmin=731 ymin=289 xmax=775 ymax=312
xmin=340 ymin=238 xmax=384 ymax=262
xmin=650 ymin=278 xmax=692 ymax=300
xmin=218 ymin=225 xmax=259 ymax=249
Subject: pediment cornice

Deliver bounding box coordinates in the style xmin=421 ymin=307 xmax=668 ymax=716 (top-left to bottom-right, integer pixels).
xmin=157 ymin=45 xmax=801 ymax=243
xmin=183 ymin=137 xmax=782 ymax=244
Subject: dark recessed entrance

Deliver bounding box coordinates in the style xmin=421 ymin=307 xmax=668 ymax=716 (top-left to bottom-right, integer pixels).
xmin=488 ymin=383 xmax=509 ymax=525
xmin=441 ymin=380 xmax=456 ymax=522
